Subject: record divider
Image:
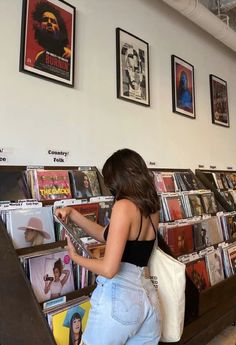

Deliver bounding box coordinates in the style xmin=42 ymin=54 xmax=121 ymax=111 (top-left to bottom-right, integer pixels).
xmin=151 ymin=168 xmax=236 ymax=345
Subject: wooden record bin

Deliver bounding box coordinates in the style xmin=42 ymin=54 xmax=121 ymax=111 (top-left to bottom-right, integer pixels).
xmin=0 ymin=165 xmax=107 ymax=345
xmin=1 ymin=165 xmax=236 ymax=345
xmin=151 ymin=168 xmax=236 ymax=345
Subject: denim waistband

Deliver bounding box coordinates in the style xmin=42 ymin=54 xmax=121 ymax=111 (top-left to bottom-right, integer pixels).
xmin=116 ymin=262 xmax=150 ymax=281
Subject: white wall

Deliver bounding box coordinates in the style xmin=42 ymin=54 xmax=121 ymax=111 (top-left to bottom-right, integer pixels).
xmin=0 ymin=0 xmax=236 ymax=171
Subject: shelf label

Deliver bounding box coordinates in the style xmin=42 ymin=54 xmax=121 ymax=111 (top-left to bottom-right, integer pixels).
xmin=0 ymin=147 xmax=13 ymax=163
xmin=47 ymin=149 xmax=70 ymax=163
xmin=146 ymin=160 xmax=158 ymax=168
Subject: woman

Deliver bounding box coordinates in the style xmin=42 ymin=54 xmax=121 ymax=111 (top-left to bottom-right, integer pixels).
xmin=177 ymin=70 xmax=192 ymax=110
xmin=55 ymin=148 xmax=161 ymax=344
xmin=44 ymin=258 xmax=70 ymax=299
xmin=69 ymin=312 xmax=83 ymax=345
xmin=76 ymin=172 xmax=93 ymax=198
xmin=18 ymin=217 xmax=51 ymax=247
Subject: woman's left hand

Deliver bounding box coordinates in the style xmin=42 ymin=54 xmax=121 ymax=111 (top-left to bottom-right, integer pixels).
xmin=65 ymin=235 xmax=78 ymax=259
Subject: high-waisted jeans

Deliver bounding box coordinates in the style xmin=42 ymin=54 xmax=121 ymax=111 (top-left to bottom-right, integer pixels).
xmin=82 ymin=262 xmax=161 ymax=345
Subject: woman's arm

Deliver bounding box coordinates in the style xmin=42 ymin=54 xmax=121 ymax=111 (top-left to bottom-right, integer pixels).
xmin=55 ymin=207 xmax=105 ymax=243
xmin=60 ymin=269 xmax=70 ymax=286
xmin=66 ymin=200 xmax=133 ymax=278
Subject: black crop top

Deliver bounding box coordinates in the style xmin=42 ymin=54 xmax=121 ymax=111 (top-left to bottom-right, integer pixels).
xmin=103 ymin=214 xmax=156 ymax=267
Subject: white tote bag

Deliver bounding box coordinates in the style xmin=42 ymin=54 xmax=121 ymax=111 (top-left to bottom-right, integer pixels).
xmin=148 ymin=246 xmax=186 ymax=343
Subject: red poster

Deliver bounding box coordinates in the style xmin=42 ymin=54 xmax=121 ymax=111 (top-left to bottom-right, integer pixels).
xmin=20 ymin=0 xmax=75 ymax=86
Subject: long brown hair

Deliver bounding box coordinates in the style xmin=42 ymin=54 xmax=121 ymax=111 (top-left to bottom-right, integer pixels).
xmin=102 ymin=148 xmax=159 ymax=216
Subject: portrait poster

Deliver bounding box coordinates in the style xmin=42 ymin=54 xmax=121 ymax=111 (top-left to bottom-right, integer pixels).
xmin=210 ymin=74 xmax=229 ymax=127
xmin=116 ymin=28 xmax=150 ymax=106
xmin=20 ymin=0 xmax=75 ymax=86
xmin=172 ymin=55 xmax=195 ymax=118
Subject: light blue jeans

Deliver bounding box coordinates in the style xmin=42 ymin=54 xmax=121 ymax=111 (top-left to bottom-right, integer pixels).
xmin=82 ymin=262 xmax=161 ymax=345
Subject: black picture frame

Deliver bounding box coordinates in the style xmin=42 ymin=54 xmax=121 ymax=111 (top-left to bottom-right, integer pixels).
xmin=210 ymin=74 xmax=229 ymax=127
xmin=19 ymin=0 xmax=76 ymax=87
xmin=171 ymin=55 xmax=196 ymax=119
xmin=116 ymin=28 xmax=150 ymax=106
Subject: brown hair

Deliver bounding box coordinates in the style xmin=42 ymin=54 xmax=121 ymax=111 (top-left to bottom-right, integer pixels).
xmin=53 ymin=258 xmax=63 ymax=275
xmin=102 ymin=148 xmax=159 ymax=216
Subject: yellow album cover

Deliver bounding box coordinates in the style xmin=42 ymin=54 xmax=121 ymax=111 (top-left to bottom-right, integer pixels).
xmin=52 ymin=299 xmax=91 ymax=345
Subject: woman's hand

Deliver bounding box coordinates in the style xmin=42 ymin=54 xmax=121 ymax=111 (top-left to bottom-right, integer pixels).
xmin=65 ymin=234 xmax=78 ymax=260
xmin=55 ymin=206 xmax=72 ymax=223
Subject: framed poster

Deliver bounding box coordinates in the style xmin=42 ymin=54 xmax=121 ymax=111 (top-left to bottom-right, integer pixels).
xmin=210 ymin=74 xmax=229 ymax=127
xmin=116 ymin=28 xmax=150 ymax=106
xmin=172 ymin=55 xmax=195 ymax=118
xmin=19 ymin=0 xmax=75 ymax=87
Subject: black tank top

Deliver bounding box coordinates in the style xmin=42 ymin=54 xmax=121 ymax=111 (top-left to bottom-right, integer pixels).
xmin=103 ymin=214 xmax=156 ymax=267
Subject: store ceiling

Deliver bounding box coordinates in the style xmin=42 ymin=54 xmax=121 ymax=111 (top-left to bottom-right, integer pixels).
xmin=199 ymin=0 xmax=236 ymax=31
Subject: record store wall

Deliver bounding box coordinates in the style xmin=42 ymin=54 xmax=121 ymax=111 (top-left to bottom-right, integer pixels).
xmin=0 ymin=0 xmax=236 ymax=171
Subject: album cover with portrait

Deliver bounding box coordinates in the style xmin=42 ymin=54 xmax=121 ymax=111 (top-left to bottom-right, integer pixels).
xmin=0 ymin=170 xmax=31 ymax=202
xmin=164 ymin=195 xmax=186 ymax=221
xmin=205 ymin=249 xmax=225 ymax=286
xmin=7 ymin=206 xmax=55 ymax=249
xmin=31 ymin=169 xmax=72 ymax=201
xmin=186 ymin=258 xmax=211 ymax=292
xmin=28 ymin=249 xmax=75 ymax=303
xmin=200 ymin=192 xmax=218 ymax=214
xmin=167 ymin=224 xmax=193 ymax=257
xmin=98 ymin=200 xmax=114 ymax=227
xmin=188 ymin=194 xmax=204 ymax=216
xmin=192 ymin=222 xmax=207 ymax=251
xmin=51 ymin=298 xmax=91 ymax=345
xmin=225 ymin=214 xmax=236 ymax=240
xmin=69 ymin=169 xmax=101 ymax=199
xmin=200 ymin=217 xmax=224 ymax=246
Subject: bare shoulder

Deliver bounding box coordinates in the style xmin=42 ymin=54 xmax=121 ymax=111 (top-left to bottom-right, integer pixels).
xmin=112 ymin=199 xmax=138 ymax=214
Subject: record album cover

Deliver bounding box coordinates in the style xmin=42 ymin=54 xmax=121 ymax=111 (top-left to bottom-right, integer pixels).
xmin=8 ymin=206 xmax=55 ymax=249
xmin=29 ymin=250 xmax=75 ymax=303
xmin=33 ymin=170 xmax=72 ymax=201
xmin=201 ymin=193 xmax=218 ymax=214
xmin=167 ymin=224 xmax=193 ymax=256
xmin=51 ymin=299 xmax=91 ymax=345
xmin=186 ymin=258 xmax=210 ymax=291
xmin=69 ymin=169 xmax=101 ymax=199
xmin=161 ymin=172 xmax=177 ymax=192
xmin=0 ymin=171 xmax=31 ymax=201
xmin=153 ymin=171 xmax=166 ymax=193
xmin=165 ymin=195 xmax=185 ymax=221
xmin=205 ymin=249 xmax=224 ymax=286
xmin=201 ymin=217 xmax=224 ymax=246
xmin=188 ymin=194 xmax=204 ymax=216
